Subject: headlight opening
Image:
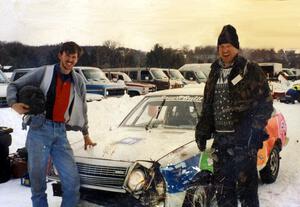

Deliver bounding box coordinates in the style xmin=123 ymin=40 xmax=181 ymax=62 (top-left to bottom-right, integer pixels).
xmin=128 ymin=169 xmax=146 ymax=192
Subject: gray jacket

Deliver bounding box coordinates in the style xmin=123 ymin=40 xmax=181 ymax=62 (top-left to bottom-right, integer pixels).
xmin=7 ymin=65 xmax=89 ymax=135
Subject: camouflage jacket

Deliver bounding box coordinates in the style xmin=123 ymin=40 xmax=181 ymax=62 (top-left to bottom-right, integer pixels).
xmin=195 ymin=55 xmax=273 ymax=147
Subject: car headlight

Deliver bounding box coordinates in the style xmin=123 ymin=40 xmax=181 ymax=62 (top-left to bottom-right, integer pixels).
xmin=127 ymin=169 xmax=146 ymax=192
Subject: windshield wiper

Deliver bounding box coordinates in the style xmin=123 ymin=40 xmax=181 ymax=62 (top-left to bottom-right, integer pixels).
xmin=145 ymin=98 xmax=166 ymax=131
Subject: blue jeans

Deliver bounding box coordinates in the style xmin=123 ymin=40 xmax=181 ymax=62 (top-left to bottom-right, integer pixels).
xmin=26 ymin=118 xmax=80 ymax=207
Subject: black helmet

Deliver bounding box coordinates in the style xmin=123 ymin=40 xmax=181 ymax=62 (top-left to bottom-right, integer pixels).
xmin=18 ymin=85 xmax=46 ymax=115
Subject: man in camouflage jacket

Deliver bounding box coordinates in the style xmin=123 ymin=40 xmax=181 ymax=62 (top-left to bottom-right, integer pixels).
xmin=195 ymin=25 xmax=273 ymax=207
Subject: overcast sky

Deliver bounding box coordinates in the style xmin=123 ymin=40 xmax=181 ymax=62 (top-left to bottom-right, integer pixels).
xmin=0 ymin=0 xmax=299 ymax=51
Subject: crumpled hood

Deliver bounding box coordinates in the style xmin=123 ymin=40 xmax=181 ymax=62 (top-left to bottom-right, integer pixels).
xmin=71 ymin=127 xmax=194 ymax=162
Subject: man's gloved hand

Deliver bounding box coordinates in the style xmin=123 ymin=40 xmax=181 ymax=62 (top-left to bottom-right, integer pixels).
xmin=196 ymin=138 xmax=206 ymax=152
xmin=252 ymin=128 xmax=269 ymax=149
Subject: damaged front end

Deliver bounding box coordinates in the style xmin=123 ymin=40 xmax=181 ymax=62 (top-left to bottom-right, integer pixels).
xmin=47 ymin=158 xmax=167 ymax=206
xmin=124 ymin=161 xmax=166 ymax=207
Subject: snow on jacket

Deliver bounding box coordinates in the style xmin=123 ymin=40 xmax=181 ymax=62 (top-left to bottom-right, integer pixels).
xmin=195 ymin=55 xmax=273 ymax=147
xmin=6 ymin=65 xmax=89 ymax=135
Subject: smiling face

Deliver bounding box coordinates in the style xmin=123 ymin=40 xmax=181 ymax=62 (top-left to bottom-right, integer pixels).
xmin=58 ymin=51 xmax=79 ymax=74
xmin=218 ymin=43 xmax=238 ymax=66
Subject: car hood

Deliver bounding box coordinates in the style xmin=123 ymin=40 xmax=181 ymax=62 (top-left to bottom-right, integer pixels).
xmin=0 ymin=84 xmax=8 ymax=97
xmin=72 ymin=127 xmax=194 ymax=162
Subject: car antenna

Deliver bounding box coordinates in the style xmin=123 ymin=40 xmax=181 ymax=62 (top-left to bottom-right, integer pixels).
xmin=145 ymin=97 xmax=166 ymax=131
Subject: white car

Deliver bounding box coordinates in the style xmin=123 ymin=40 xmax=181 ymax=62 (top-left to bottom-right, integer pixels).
xmin=0 ymin=70 xmax=9 ymax=106
xmin=48 ymin=85 xmax=287 ymax=207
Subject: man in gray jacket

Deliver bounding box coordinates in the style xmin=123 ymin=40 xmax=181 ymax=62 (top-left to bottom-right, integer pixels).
xmin=7 ymin=41 xmax=96 ymax=207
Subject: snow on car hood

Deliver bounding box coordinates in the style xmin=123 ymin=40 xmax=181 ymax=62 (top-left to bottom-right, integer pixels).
xmin=0 ymin=84 xmax=8 ymax=97
xmin=72 ymin=127 xmax=194 ymax=162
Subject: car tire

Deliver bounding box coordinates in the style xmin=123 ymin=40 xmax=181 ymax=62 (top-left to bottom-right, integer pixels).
xmin=259 ymin=146 xmax=280 ymax=184
xmin=182 ymin=185 xmax=217 ymax=207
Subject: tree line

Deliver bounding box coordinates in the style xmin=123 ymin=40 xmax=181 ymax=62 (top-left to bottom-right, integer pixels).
xmin=1 ymin=40 xmax=300 ymax=71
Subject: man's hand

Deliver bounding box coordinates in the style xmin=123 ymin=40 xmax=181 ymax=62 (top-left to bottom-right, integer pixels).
xmin=196 ymin=138 xmax=206 ymax=152
xmin=196 ymin=141 xmax=206 ymax=152
xmin=12 ymin=103 xmax=30 ymax=115
xmin=84 ymin=135 xmax=97 ymax=150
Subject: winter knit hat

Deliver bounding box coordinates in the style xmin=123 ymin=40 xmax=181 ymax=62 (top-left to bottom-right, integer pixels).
xmin=217 ymin=24 xmax=240 ymax=49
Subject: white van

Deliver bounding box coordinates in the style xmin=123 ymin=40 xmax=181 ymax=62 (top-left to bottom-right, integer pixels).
xmin=178 ymin=63 xmax=210 ymax=83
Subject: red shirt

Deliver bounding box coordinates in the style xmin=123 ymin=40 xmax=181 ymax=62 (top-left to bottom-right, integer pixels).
xmin=52 ymin=74 xmax=71 ymax=122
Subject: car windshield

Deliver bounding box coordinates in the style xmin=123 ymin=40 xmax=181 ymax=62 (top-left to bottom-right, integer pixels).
xmin=121 ymin=95 xmax=202 ymax=129
xmin=151 ymin=69 xmax=169 ymax=79
xmin=120 ymin=73 xmax=132 ymax=82
xmin=82 ymin=69 xmax=109 ymax=82
xmin=169 ymin=70 xmax=185 ymax=80
xmin=283 ymin=70 xmax=295 ymax=76
xmin=195 ymin=71 xmax=207 ymax=80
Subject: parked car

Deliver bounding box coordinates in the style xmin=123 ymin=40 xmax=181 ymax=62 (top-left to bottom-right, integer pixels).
xmin=103 ymin=67 xmax=184 ymax=90
xmin=74 ymin=67 xmax=127 ymax=97
xmin=161 ymin=68 xmax=191 ymax=85
xmin=178 ymin=63 xmax=210 ymax=83
xmin=104 ymin=71 xmax=157 ymax=97
xmin=48 ymin=86 xmax=287 ymax=207
xmin=281 ymin=68 xmax=299 ymax=81
xmin=0 ymin=70 xmax=9 ymax=106
xmin=10 ymin=68 xmax=37 ymax=82
xmin=3 ymin=72 xmax=12 ymax=81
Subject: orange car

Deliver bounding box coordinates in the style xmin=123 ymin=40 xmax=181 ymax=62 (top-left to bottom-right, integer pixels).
xmin=257 ymin=109 xmax=288 ymax=183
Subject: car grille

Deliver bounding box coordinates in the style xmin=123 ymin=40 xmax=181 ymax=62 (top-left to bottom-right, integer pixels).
xmin=77 ymin=162 xmax=129 ymax=190
xmin=105 ymin=88 xmax=125 ymax=97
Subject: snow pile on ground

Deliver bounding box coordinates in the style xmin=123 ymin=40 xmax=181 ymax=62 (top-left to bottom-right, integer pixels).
xmin=0 ymin=95 xmax=300 ymax=207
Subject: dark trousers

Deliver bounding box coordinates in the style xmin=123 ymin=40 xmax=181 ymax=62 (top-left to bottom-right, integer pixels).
xmin=212 ymin=134 xmax=259 ymax=207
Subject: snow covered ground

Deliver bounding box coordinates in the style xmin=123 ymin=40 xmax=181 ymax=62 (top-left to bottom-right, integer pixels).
xmin=0 ymin=95 xmax=300 ymax=207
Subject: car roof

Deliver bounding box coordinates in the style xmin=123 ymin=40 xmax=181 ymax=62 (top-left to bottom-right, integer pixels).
xmin=146 ymin=83 xmax=205 ymax=97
